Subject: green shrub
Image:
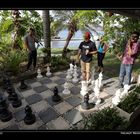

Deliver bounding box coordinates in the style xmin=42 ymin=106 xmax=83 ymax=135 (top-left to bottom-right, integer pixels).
xmin=133 ymin=86 xmax=140 ymax=93
xmin=82 ymin=107 xmax=128 ymax=130
xmin=0 ymin=49 xmax=27 ymax=74
xmin=118 ymin=92 xmax=140 ymax=113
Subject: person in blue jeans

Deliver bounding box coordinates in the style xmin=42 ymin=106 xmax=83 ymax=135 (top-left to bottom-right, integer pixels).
xmin=117 ymin=31 xmax=140 ymax=88
xmin=96 ymin=37 xmax=109 ymax=72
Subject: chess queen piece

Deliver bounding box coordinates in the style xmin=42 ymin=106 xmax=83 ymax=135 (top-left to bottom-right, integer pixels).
xmin=80 ymin=81 xmax=88 ymax=96
xmin=46 ymin=66 xmax=52 ymax=77
xmin=37 ymin=68 xmax=43 ymax=78
xmin=19 ymin=80 xmax=28 ymax=90
xmin=62 ymin=82 xmax=71 ymax=94
xmin=24 ymin=105 xmax=36 ymax=125
xmin=0 ymin=96 xmax=12 ymax=122
xmin=11 ymin=93 xmax=22 ymax=108
xmin=52 ymin=87 xmax=61 ymax=102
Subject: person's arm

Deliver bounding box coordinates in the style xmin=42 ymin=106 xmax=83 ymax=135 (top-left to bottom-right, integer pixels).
xmin=128 ymin=42 xmax=139 ymax=57
xmin=88 ymin=42 xmax=97 ymax=55
xmin=103 ymin=43 xmax=109 ymax=53
xmin=24 ymin=36 xmax=31 ymax=51
xmin=76 ymin=42 xmax=82 ymax=62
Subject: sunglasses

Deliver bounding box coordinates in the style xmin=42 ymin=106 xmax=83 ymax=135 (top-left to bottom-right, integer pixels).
xmin=131 ymin=35 xmax=138 ymax=39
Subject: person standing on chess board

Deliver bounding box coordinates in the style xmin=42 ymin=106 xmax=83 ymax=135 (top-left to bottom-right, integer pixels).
xmin=76 ymin=32 xmax=97 ymax=83
xmin=96 ymin=36 xmax=109 ymax=73
xmin=24 ymin=27 xmax=40 ymax=71
xmin=116 ymin=31 xmax=140 ymax=88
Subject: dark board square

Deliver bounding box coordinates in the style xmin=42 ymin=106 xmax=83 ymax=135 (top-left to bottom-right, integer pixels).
xmin=65 ymin=96 xmax=82 ymax=107
xmin=25 ymin=94 xmax=42 ymax=105
xmin=33 ymin=85 xmax=48 ymax=93
xmin=39 ymin=78 xmax=52 ymax=84
xmin=57 ymin=74 xmax=67 ymax=78
xmin=17 ymin=85 xmax=32 ymax=92
xmin=45 ymin=96 xmax=63 ymax=106
xmin=38 ymin=108 xmax=59 ymax=123
xmin=14 ymin=108 xmax=25 ymax=122
xmin=54 ymin=79 xmax=65 ymax=85
xmin=63 ymin=109 xmax=83 ymax=125
xmin=70 ymin=86 xmax=80 ymax=95
xmin=25 ymin=78 xmax=37 ymax=84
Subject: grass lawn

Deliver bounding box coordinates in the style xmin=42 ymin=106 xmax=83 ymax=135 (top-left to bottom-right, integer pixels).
xmin=91 ymin=52 xmax=140 ymax=78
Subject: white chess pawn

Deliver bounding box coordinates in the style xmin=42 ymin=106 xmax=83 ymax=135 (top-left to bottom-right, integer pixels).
xmin=46 ymin=66 xmax=52 ymax=77
xmin=120 ymin=84 xmax=130 ymax=99
xmin=37 ymin=68 xmax=43 ymax=78
xmin=80 ymin=81 xmax=88 ymax=96
xmin=62 ymin=82 xmax=71 ymax=94
xmin=112 ymin=89 xmax=121 ymax=106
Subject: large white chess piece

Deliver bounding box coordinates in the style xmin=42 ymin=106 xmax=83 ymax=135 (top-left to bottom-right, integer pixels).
xmin=112 ymin=89 xmax=121 ymax=106
xmin=80 ymin=81 xmax=88 ymax=96
xmin=69 ymin=63 xmax=74 ymax=74
xmin=137 ymin=74 xmax=140 ymax=85
xmin=94 ymin=79 xmax=101 ymax=105
xmin=66 ymin=69 xmax=72 ymax=80
xmin=98 ymin=72 xmax=103 ymax=90
xmin=72 ymin=67 xmax=79 ymax=83
xmin=91 ymin=66 xmax=95 ymax=86
xmin=46 ymin=66 xmax=52 ymax=77
xmin=62 ymin=82 xmax=71 ymax=94
xmin=37 ymin=68 xmax=43 ymax=78
xmin=120 ymin=84 xmax=130 ymax=99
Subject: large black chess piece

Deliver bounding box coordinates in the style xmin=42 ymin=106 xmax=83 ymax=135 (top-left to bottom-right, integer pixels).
xmin=0 ymin=96 xmax=12 ymax=122
xmin=24 ymin=105 xmax=36 ymax=125
xmin=52 ymin=87 xmax=61 ymax=102
xmin=11 ymin=93 xmax=22 ymax=108
xmin=6 ymin=86 xmax=15 ymax=101
xmin=3 ymin=76 xmax=12 ymax=90
xmin=81 ymin=94 xmax=94 ymax=110
xmin=19 ymin=80 xmax=28 ymax=90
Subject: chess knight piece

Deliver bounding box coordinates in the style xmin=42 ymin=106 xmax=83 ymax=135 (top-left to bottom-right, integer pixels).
xmin=52 ymin=87 xmax=61 ymax=102
xmin=19 ymin=80 xmax=28 ymax=90
xmin=11 ymin=93 xmax=22 ymax=108
xmin=0 ymin=96 xmax=12 ymax=122
xmin=24 ymin=105 xmax=36 ymax=125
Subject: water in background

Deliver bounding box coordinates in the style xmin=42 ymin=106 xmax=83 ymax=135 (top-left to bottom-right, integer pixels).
xmin=37 ymin=29 xmax=100 ymax=49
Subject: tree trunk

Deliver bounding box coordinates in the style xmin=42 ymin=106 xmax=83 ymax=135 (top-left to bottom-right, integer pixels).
xmin=42 ymin=10 xmax=51 ymax=64
xmin=62 ymin=31 xmax=74 ymax=57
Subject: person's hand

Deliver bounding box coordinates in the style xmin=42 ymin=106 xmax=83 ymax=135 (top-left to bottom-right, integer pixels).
xmin=85 ymin=50 xmax=89 ymax=55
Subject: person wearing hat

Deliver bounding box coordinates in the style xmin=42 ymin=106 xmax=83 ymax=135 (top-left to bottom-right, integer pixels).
xmin=76 ymin=32 xmax=97 ymax=83
xmin=24 ymin=27 xmax=39 ymax=71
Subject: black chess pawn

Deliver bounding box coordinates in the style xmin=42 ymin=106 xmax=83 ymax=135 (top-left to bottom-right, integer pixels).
xmin=3 ymin=77 xmax=12 ymax=90
xmin=0 ymin=96 xmax=12 ymax=122
xmin=52 ymin=87 xmax=61 ymax=102
xmin=6 ymin=86 xmax=15 ymax=101
xmin=24 ymin=105 xmax=36 ymax=125
xmin=19 ymin=80 xmax=28 ymax=90
xmin=11 ymin=93 xmax=22 ymax=108
xmin=81 ymin=94 xmax=94 ymax=110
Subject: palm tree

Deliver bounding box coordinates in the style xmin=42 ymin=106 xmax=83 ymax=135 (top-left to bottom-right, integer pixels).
xmin=42 ymin=10 xmax=51 ymax=64
xmin=52 ymin=10 xmax=78 ymax=58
